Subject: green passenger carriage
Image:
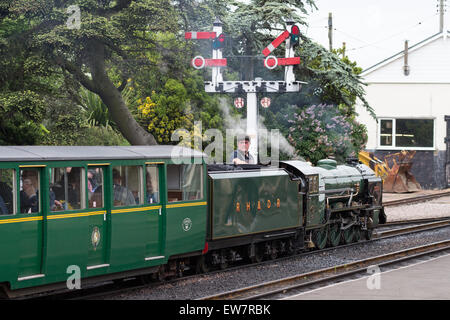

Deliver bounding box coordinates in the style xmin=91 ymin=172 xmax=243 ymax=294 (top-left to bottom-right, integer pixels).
xmin=0 ymin=146 xmax=207 ymax=296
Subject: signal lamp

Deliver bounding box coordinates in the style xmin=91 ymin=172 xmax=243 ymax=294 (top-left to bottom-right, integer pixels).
xmin=213 ymin=33 xmax=226 ymax=50
xmin=290 ymin=25 xmax=300 ymax=46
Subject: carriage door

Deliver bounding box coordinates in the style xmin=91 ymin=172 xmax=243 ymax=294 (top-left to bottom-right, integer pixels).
xmin=144 ymin=163 xmax=165 ymax=260
xmin=17 ymin=166 xmax=45 ymax=280
xmin=87 ymin=165 xmax=109 ymax=270
xmin=445 ymin=116 xmax=450 ymax=188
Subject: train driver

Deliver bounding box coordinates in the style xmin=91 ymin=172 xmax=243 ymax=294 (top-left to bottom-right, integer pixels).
xmin=229 ymin=135 xmax=255 ymax=165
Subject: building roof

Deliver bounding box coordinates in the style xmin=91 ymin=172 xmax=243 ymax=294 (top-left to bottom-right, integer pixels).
xmin=361 ymin=31 xmax=448 ymax=77
xmin=0 ymin=145 xmax=205 ymax=162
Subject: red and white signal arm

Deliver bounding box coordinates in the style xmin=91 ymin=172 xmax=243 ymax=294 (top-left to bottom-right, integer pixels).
xmin=234 ymin=97 xmax=245 ymax=109
xmin=262 ymin=30 xmax=290 ymax=57
xmin=185 ymin=31 xmax=216 ymax=40
xmin=192 ymin=56 xmax=206 ymax=69
xmin=192 ymin=56 xmax=227 ymax=69
xmin=264 ymin=56 xmax=300 ymax=69
xmin=260 ymin=97 xmax=271 ymax=108
xmin=264 ymin=55 xmax=278 ymax=69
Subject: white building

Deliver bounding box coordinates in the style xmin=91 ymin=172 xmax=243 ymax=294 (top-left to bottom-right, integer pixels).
xmin=356 ymin=31 xmax=450 ymax=189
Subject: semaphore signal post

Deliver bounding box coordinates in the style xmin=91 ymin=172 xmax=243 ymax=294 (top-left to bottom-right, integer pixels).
xmin=185 ymin=18 xmax=306 ymax=162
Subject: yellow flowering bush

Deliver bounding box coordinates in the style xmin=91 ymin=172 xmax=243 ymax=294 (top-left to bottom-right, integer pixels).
xmin=137 ymin=79 xmax=195 ymax=144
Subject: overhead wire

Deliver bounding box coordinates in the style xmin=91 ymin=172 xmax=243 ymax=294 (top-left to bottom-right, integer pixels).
xmin=306 ymin=12 xmax=440 ymax=52
xmin=343 ymin=12 xmax=440 ymax=51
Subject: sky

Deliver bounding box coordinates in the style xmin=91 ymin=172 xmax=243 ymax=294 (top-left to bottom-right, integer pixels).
xmin=303 ymin=0 xmax=445 ymax=70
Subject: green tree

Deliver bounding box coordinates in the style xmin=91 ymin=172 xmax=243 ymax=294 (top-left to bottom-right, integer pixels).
xmin=2 ymin=0 xmax=179 ymax=145
xmin=136 ymin=75 xmax=223 ymax=144
xmin=0 ymin=15 xmax=64 ymax=145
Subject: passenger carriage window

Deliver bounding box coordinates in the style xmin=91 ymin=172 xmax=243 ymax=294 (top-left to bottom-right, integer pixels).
xmin=20 ymin=169 xmax=40 ymax=214
xmin=146 ymin=166 xmax=159 ymax=204
xmin=167 ymin=164 xmax=203 ymax=202
xmin=49 ymin=167 xmax=85 ymax=211
xmin=112 ymin=166 xmax=143 ymax=207
xmin=0 ymin=169 xmax=16 ymax=215
xmin=88 ymin=167 xmax=104 ymax=208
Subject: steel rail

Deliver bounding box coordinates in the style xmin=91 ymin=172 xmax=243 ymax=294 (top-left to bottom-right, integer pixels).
xmin=37 ymin=209 xmax=450 ymax=300
xmin=64 ymin=217 xmax=450 ymax=300
xmin=200 ymin=239 xmax=450 ymax=300
xmin=374 ymin=219 xmax=450 ymax=238
xmin=383 ymin=191 xmax=450 ymax=207
xmin=380 ymin=216 xmax=450 ymax=228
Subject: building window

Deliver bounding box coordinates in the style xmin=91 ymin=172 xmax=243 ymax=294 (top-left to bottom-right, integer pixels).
xmin=379 ymin=118 xmax=434 ymax=149
xmin=380 ymin=119 xmax=393 ymax=146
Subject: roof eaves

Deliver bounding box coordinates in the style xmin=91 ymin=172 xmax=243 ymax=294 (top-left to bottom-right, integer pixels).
xmin=361 ymin=31 xmax=443 ymax=76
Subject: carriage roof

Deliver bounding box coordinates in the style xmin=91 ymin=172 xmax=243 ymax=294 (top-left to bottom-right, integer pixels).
xmin=0 ymin=145 xmax=204 ymax=162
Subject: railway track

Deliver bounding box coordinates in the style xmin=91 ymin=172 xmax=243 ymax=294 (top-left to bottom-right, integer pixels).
xmin=55 ymin=216 xmax=450 ymax=300
xmin=200 ymin=239 xmax=450 ymax=300
xmin=383 ymin=190 xmax=450 ymax=207
xmin=34 ymin=193 xmax=450 ymax=300
xmin=374 ymin=218 xmax=450 ymax=238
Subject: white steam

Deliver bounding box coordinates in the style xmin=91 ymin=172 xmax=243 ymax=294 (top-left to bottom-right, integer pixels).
xmin=217 ymin=97 xmax=296 ymax=159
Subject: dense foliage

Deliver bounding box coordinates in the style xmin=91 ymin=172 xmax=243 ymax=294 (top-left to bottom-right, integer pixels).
xmin=0 ymin=0 xmax=372 ymax=163
xmin=287 ymin=104 xmax=367 ymax=164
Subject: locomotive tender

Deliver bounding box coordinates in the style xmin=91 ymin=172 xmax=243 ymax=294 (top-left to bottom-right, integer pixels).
xmin=0 ymin=146 xmax=385 ymax=297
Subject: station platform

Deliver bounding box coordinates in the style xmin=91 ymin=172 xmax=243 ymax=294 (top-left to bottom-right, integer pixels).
xmin=285 ymin=253 xmax=450 ymax=300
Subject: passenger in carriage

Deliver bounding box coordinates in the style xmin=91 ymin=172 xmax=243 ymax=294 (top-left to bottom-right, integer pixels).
xmin=20 ymin=171 xmax=38 ymax=213
xmin=0 ymin=180 xmax=12 ymax=215
xmin=146 ymin=172 xmax=158 ymax=204
xmin=0 ymin=195 xmax=7 ymax=215
xmin=112 ymin=169 xmax=136 ymax=206
xmin=67 ymin=168 xmax=82 ymax=209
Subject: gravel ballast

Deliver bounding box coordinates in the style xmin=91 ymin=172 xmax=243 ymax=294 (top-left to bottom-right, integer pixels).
xmin=103 ymin=225 xmax=450 ymax=300
xmin=97 ymin=194 xmax=450 ymax=299
xmin=385 ymin=196 xmax=450 ymax=222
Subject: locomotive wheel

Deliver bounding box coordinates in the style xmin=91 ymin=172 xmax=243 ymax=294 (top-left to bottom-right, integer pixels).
xmin=342 ymin=226 xmax=355 ymax=244
xmin=269 ymin=241 xmax=279 ymax=260
xmin=312 ymin=227 xmax=328 ymax=250
xmin=327 ymin=223 xmax=341 ymax=247
xmin=353 ymin=225 xmax=361 ymax=242
xmin=251 ymin=244 xmax=264 ymax=263
xmin=195 ymin=256 xmax=210 ymax=274
xmin=286 ymin=240 xmax=295 ymax=255
xmin=219 ymin=250 xmax=228 ymax=270
xmin=153 ymin=268 xmax=167 ymax=282
xmin=364 ymin=228 xmax=374 ymax=240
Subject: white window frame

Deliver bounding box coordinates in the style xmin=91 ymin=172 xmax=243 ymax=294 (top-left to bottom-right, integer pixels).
xmin=377 ymin=117 xmax=435 ymax=151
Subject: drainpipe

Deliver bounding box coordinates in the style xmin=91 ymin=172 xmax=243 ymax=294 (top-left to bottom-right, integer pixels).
xmin=403 ymin=40 xmax=410 ymax=76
